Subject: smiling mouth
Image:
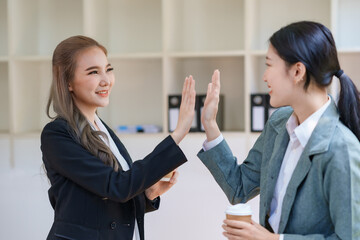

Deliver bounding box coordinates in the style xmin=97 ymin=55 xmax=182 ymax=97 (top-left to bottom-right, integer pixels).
xmin=96 ymin=90 xmax=108 ymax=94
xmin=96 ymin=90 xmax=109 ymax=96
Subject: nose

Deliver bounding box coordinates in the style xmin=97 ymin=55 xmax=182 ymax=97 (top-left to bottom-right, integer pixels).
xmin=263 ymin=72 xmax=267 ymax=83
xmin=100 ymin=73 xmax=110 ymax=86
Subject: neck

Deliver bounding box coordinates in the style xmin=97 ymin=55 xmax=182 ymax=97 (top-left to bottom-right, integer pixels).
xmin=291 ymin=86 xmax=328 ymax=125
xmin=74 ymin=102 xmax=97 ymax=128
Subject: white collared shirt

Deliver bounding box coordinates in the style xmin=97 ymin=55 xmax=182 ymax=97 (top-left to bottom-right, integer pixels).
xmin=268 ymin=97 xmax=330 ymax=234
xmin=203 ymin=97 xmax=331 ymax=239
xmin=92 ymin=115 xmax=140 ymax=240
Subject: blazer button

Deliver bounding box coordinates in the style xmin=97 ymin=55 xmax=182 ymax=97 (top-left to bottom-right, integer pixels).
xmin=110 ymin=221 xmax=117 ymax=230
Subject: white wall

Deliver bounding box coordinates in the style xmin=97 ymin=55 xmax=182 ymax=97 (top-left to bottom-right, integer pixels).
xmin=0 ymin=133 xmax=259 ymax=240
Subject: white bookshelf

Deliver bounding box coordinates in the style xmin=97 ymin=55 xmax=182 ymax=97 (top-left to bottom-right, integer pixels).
xmin=0 ymin=62 xmax=9 ymax=134
xmin=248 ymin=0 xmax=331 ymax=51
xmin=0 ymin=0 xmax=359 ymax=166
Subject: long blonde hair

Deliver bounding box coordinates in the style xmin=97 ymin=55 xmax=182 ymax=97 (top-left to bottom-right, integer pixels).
xmin=47 ymin=35 xmax=119 ymax=171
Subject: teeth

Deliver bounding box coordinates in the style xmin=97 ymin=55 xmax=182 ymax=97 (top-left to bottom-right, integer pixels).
xmin=97 ymin=91 xmax=107 ymax=94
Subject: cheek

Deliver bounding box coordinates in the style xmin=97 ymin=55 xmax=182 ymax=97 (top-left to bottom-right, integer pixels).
xmin=109 ymin=74 xmax=115 ymax=88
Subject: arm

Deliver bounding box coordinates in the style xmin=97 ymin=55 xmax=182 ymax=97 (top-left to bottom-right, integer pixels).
xmin=197 ymin=133 xmax=264 ymax=204
xmin=197 ymin=69 xmax=263 ymax=203
xmin=143 ymin=76 xmax=195 ymax=201
xmin=41 ymin=121 xmax=186 ymax=203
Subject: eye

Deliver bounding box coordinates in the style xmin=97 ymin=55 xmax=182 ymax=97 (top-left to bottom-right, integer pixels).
xmin=107 ymin=67 xmax=114 ymax=72
xmin=88 ymin=70 xmax=98 ymax=75
xmin=265 ymin=63 xmax=271 ymax=67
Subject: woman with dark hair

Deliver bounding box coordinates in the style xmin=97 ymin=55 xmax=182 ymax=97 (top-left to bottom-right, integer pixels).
xmin=198 ymin=21 xmax=360 ymax=239
xmin=41 ymin=35 xmax=195 ymax=240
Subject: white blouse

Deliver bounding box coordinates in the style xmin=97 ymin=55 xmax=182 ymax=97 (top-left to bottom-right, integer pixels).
xmin=92 ymin=114 xmax=140 ymax=240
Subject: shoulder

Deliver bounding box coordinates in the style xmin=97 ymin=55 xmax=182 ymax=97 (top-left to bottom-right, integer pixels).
xmin=317 ymin=122 xmax=360 ymax=177
xmin=42 ymin=118 xmax=68 ymax=133
xmin=267 ymin=106 xmax=293 ymax=131
xmin=330 ymin=123 xmax=360 ymax=161
xmin=41 ymin=118 xmax=72 ymax=142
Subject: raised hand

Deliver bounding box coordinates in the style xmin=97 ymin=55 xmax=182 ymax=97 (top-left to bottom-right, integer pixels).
xmin=171 ymin=76 xmax=196 ymax=144
xmin=201 ymin=69 xmax=221 ymax=141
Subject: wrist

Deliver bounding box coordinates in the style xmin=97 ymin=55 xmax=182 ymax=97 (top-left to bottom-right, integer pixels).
xmin=203 ymin=121 xmax=220 ymax=142
xmin=170 ymin=129 xmax=184 ymax=145
xmin=145 ymin=188 xmax=157 ymax=201
xmin=273 ymin=234 xmax=280 ymax=240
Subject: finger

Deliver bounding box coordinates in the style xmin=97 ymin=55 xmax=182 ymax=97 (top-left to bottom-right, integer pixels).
xmin=182 ymin=77 xmax=189 ymax=101
xmin=169 ymin=170 xmax=179 ymax=183
xmin=190 ymin=77 xmax=196 ymax=108
xmin=186 ymin=75 xmax=193 ymax=104
xmin=252 ymin=221 xmax=261 ymax=227
xmin=212 ymin=69 xmax=220 ymax=95
xmin=223 ymin=231 xmax=241 ymax=240
xmin=206 ymin=83 xmax=213 ymax=100
xmin=186 ymin=75 xmax=192 ymax=96
xmin=224 ymin=219 xmax=251 ymax=229
xmin=169 ymin=178 xmax=177 ymax=185
xmin=223 ymin=224 xmax=245 ymax=237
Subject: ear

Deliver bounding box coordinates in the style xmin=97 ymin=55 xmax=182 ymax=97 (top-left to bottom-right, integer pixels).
xmin=293 ymin=62 xmax=306 ymax=84
xmin=68 ymin=82 xmax=73 ymax=92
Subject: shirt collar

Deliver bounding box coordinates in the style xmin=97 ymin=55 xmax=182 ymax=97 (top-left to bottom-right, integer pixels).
xmin=286 ymin=96 xmax=331 ymax=148
xmin=88 ymin=114 xmax=111 ymax=146
xmin=94 ymin=114 xmax=106 ymax=132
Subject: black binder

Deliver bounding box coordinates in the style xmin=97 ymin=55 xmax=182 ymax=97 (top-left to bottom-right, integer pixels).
xmin=197 ymin=94 xmax=224 ymax=132
xmin=168 ymin=95 xmax=198 ymax=132
xmin=251 ymin=94 xmax=267 ymax=132
xmin=265 ymin=94 xmax=277 ymax=119
xmin=251 ymin=93 xmax=277 ymax=132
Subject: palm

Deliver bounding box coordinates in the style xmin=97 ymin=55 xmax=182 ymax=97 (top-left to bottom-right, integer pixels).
xmin=201 ymin=70 xmax=221 ymax=125
xmin=145 ymin=171 xmax=178 ymax=200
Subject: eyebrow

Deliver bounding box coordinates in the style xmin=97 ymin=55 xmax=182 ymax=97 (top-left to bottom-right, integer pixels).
xmin=265 ymin=56 xmax=271 ymax=60
xmin=85 ymin=63 xmax=112 ymax=71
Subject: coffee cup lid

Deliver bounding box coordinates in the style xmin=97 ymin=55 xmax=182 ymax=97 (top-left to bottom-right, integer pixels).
xmin=225 ymin=203 xmax=252 ymax=216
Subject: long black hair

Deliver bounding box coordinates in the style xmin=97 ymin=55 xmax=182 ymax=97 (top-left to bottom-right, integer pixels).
xmin=269 ymin=21 xmax=360 ymax=141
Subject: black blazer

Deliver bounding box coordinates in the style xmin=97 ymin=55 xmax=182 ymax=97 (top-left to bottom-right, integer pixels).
xmin=41 ymin=118 xmax=187 ymax=240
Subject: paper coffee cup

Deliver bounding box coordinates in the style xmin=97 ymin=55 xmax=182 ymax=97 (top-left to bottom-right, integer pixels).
xmin=225 ymin=204 xmax=252 ymax=223
xmin=160 ymin=171 xmax=174 ymax=181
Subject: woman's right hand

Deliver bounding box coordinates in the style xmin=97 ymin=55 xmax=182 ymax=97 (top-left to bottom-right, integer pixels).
xmin=201 ymin=69 xmax=221 ymax=141
xmin=171 ymin=76 xmax=196 ymax=145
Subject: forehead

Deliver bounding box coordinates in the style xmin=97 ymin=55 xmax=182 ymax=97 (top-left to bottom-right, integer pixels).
xmin=266 ymin=44 xmax=280 ymax=61
xmin=76 ymin=46 xmax=108 ymax=68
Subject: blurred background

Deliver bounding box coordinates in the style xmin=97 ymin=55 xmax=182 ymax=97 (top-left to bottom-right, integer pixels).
xmin=1 ymin=0 xmax=359 ymax=239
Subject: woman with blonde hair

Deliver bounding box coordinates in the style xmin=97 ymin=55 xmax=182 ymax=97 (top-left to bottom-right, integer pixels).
xmin=41 ymin=35 xmax=195 ymax=240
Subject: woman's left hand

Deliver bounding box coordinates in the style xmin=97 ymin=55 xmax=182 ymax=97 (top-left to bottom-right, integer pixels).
xmin=145 ymin=170 xmax=179 ymax=200
xmin=222 ymin=219 xmax=279 ymax=240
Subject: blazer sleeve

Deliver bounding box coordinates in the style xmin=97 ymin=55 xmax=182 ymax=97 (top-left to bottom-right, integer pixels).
xmin=41 ymin=119 xmax=187 ymax=203
xmin=197 ymin=131 xmax=265 ymax=204
xmin=145 ymin=196 xmax=160 ymax=213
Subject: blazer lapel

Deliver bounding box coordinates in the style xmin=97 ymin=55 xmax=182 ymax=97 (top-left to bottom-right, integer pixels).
xmin=101 ymin=119 xmax=133 ymax=168
xmin=110 ymin=130 xmax=133 ymax=167
xmin=277 ymin=152 xmax=312 ymax=232
xmin=263 ymin=126 xmax=289 ymax=218
xmin=277 ymin=100 xmax=339 ymax=233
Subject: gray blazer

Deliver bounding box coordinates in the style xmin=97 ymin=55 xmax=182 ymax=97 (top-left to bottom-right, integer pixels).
xmin=198 ymin=100 xmax=360 ymax=239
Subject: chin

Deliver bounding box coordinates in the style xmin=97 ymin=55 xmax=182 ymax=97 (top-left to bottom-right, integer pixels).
xmin=98 ymin=101 xmax=110 ymax=108
xmin=269 ymin=98 xmax=284 ymax=108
